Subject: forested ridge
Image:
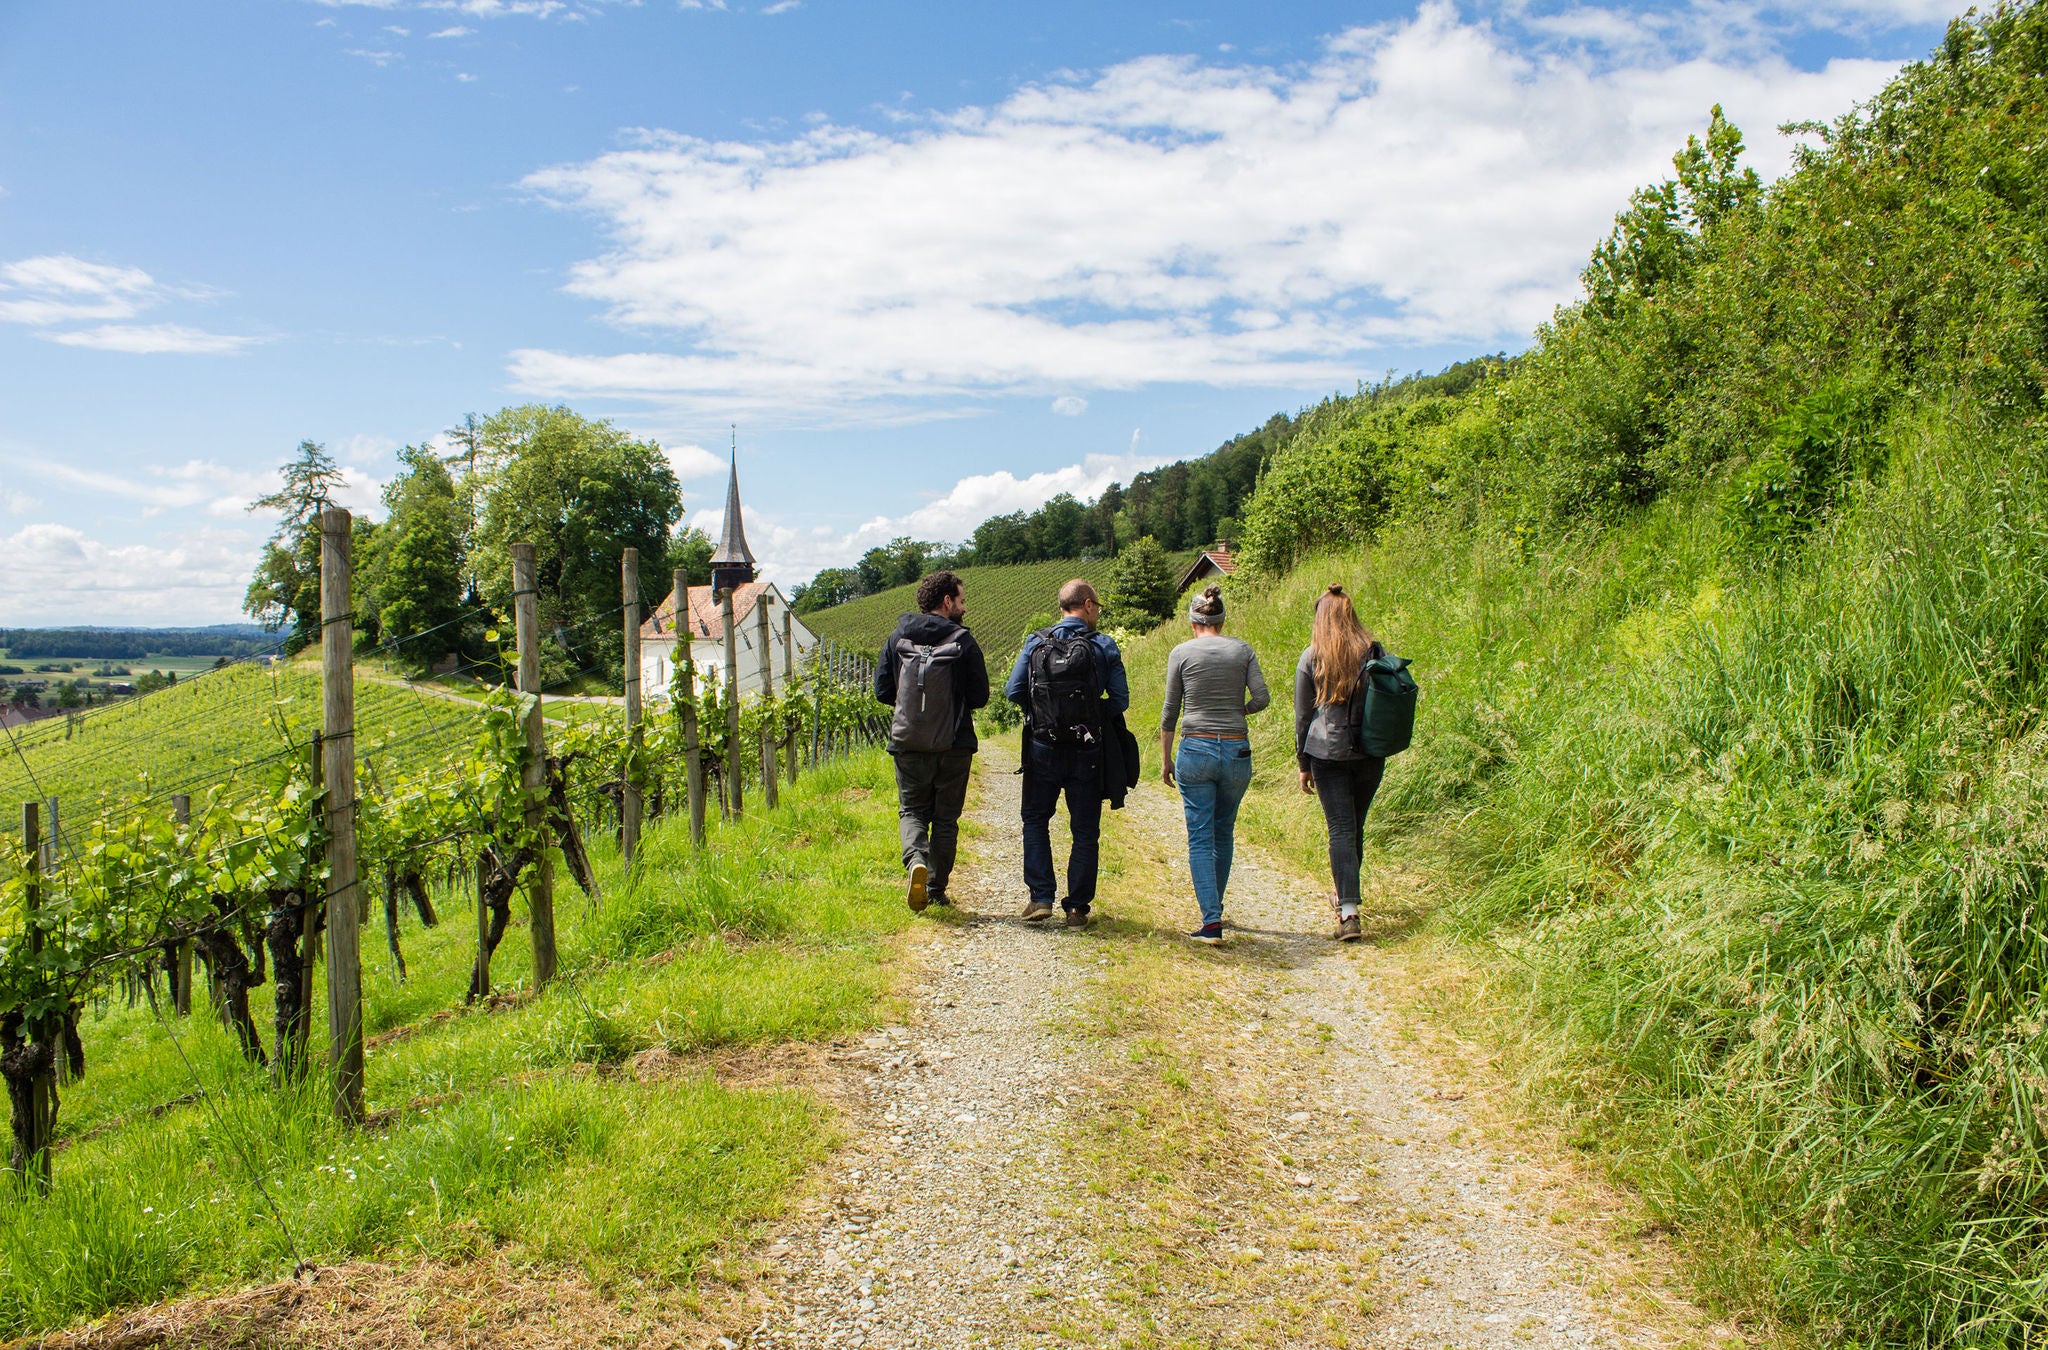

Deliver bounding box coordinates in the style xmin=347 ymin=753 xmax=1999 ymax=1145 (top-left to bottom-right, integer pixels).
xmin=1167 ymin=4 xmax=2048 ymax=1340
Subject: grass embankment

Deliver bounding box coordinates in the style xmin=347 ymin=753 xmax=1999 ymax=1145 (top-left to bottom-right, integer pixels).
xmin=1117 ymin=414 xmax=2048 ymax=1342
xmin=804 ymin=553 xmax=1199 ymax=660
xmin=0 ymin=749 xmax=916 ymax=1339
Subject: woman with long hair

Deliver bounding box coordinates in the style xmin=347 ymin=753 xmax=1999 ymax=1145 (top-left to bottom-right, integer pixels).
xmin=1293 ymin=585 xmax=1386 ymax=942
xmin=1160 ymin=584 xmax=1270 ymax=944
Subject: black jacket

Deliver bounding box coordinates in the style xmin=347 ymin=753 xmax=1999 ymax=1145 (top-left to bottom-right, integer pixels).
xmin=873 ymin=612 xmax=991 ymax=753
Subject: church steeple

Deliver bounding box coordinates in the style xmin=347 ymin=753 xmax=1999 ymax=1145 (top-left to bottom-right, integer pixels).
xmin=708 ymin=450 xmax=757 ymax=596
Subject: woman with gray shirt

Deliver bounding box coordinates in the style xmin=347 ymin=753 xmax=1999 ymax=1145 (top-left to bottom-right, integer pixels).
xmin=1159 ymin=584 xmax=1270 ymax=944
xmin=1294 ymin=585 xmax=1386 ymax=942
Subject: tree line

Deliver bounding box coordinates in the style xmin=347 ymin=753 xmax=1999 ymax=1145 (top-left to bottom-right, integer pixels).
xmin=789 ymin=413 xmax=1293 ymax=614
xmin=243 ymin=405 xmax=711 ymax=684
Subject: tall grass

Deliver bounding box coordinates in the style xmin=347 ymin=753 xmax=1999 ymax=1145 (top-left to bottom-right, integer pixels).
xmin=0 ymin=749 xmax=914 ymax=1337
xmin=1120 ymin=409 xmax=2048 ymax=1343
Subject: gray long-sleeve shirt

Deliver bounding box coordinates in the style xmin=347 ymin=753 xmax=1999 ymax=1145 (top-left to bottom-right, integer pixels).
xmin=1160 ymin=635 xmax=1270 ymax=739
xmin=1293 ymin=642 xmax=1385 ymax=768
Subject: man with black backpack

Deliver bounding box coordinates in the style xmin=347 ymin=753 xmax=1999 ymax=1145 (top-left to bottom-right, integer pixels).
xmin=1003 ymin=578 xmax=1130 ymax=929
xmin=875 ymin=570 xmax=990 ymax=913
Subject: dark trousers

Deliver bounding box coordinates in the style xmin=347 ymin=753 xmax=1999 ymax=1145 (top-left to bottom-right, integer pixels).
xmin=1021 ymin=737 xmax=1104 ymax=910
xmin=1309 ymin=755 xmax=1385 ymax=903
xmin=894 ymin=750 xmax=974 ymax=897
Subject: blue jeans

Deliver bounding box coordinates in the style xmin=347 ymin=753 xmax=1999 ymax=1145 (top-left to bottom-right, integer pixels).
xmin=1175 ymin=737 xmax=1253 ymax=926
xmin=1022 ymin=738 xmax=1104 ymax=909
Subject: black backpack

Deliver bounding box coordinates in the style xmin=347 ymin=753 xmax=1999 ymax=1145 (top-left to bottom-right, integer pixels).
xmin=1025 ymin=626 xmax=1103 ymax=744
xmin=888 ymin=625 xmax=967 ymax=754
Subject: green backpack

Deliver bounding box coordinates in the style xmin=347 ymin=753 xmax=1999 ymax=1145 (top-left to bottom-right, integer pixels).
xmin=1355 ymin=653 xmax=1417 ymax=757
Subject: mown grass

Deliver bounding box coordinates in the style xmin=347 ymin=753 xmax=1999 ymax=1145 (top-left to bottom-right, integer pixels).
xmin=803 ymin=552 xmax=1201 ymax=661
xmin=0 ymin=749 xmax=913 ymax=1338
xmin=1117 ymin=409 xmax=2048 ymax=1343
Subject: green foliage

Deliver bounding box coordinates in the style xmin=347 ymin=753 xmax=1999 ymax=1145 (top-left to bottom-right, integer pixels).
xmin=1241 ymin=3 xmax=2048 ymax=566
xmin=242 ymin=441 xmax=346 ymax=651
xmin=1103 ymin=535 xmax=1177 ymax=626
xmin=370 ymin=446 xmax=468 ymax=656
xmin=470 ymin=405 xmax=684 ymax=685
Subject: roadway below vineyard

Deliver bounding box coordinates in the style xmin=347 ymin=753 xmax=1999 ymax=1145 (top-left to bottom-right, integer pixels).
xmin=729 ymin=746 xmax=1738 ymax=1350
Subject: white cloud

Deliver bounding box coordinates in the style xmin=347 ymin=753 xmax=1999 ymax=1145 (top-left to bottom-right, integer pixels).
xmin=0 ymin=523 xmax=261 ymax=626
xmin=516 ymin=2 xmax=1903 ymax=423
xmin=0 ymin=254 xmax=254 ymax=353
xmin=384 ymin=24 xmax=412 ymax=34
xmin=429 ymin=24 xmax=475 ymax=36
xmin=665 ymin=443 xmax=726 ymax=478
xmin=1051 ymin=395 xmax=1088 ymax=417
xmin=24 ymin=458 xmax=279 ymax=520
xmin=456 ymin=71 xmax=479 ymax=81
xmin=762 ymin=0 xmax=802 ymax=13
xmin=47 ymin=324 xmax=260 ymax=355
xmin=346 ymin=47 xmax=404 ymax=64
xmin=0 ymin=488 xmax=40 ymax=515
xmin=693 ymin=448 xmax=1175 ymax=585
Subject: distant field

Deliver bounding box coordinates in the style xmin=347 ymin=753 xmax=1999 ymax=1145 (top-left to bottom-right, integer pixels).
xmin=0 ymin=660 xmax=498 ymax=831
xmin=803 ymin=552 xmax=1199 ymax=662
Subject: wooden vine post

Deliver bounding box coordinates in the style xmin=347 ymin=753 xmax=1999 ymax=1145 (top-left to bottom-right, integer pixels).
xmin=15 ymin=802 xmax=53 ymax=1191
xmin=721 ymin=589 xmax=743 ymax=820
xmin=675 ymin=567 xmax=706 ymax=848
xmin=473 ymin=853 xmax=492 ymax=1001
xmin=756 ymin=594 xmax=778 ymax=810
xmin=781 ymin=607 xmax=799 ymax=784
xmin=512 ymin=543 xmax=558 ymax=989
xmin=320 ymin=506 xmax=365 ymax=1125
xmin=621 ymin=547 xmax=643 ymax=867
xmin=172 ymin=794 xmax=194 ymax=1017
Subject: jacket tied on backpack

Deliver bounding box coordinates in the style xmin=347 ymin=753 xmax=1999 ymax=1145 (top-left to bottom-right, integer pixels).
xmin=1004 ymin=617 xmax=1132 ymax=744
xmin=874 ymin=613 xmax=990 ymax=754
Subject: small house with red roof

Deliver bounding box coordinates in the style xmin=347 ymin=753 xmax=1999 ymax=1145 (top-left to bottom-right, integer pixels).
xmin=1175 ymin=543 xmax=1239 ymax=595
xmin=639 ymin=458 xmax=818 ymax=701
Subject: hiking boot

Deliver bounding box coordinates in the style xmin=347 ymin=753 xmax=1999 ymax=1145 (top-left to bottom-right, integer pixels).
xmin=906 ymin=861 xmax=929 ymax=913
xmin=1063 ymin=907 xmax=1090 ymax=930
xmin=927 ymin=892 xmax=953 ymax=908
xmin=1335 ymin=914 xmax=1362 ymax=942
xmin=1021 ymin=900 xmax=1055 ymax=923
xmin=1188 ymin=923 xmax=1225 ymax=945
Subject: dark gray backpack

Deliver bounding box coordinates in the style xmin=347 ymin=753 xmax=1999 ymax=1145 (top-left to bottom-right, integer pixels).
xmin=889 ymin=626 xmax=967 ymax=753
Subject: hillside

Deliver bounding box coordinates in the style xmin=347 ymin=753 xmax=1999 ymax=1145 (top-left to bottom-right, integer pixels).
xmin=1116 ymin=8 xmax=2048 ymax=1339
xmin=803 ymin=551 xmax=1200 ymax=661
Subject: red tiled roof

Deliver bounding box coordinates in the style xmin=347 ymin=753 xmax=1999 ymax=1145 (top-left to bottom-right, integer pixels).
xmin=641 ymin=581 xmax=768 ymax=643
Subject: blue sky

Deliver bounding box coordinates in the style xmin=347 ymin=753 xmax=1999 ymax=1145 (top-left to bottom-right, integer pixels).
xmin=0 ymin=0 xmax=1947 ymax=624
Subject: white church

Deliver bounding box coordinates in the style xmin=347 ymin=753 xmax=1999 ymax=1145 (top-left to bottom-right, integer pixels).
xmin=640 ymin=458 xmax=819 ymax=701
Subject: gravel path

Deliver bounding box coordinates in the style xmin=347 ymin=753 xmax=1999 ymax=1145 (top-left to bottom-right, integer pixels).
xmin=1113 ymin=779 xmax=1728 ymax=1349
xmin=739 ymin=752 xmax=1110 ymax=1350
xmin=738 ymin=752 xmax=1729 ymax=1350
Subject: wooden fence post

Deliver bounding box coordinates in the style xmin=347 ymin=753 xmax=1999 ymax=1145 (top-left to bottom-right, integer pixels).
xmin=781 ymin=607 xmax=799 ymax=785
xmin=675 ymin=567 xmax=705 ymax=848
xmin=721 ymin=589 xmax=742 ymax=820
xmin=756 ymin=594 xmax=778 ymax=810
xmin=473 ymin=853 xmax=491 ymax=1001
xmin=14 ymin=802 xmax=52 ymax=1190
xmin=511 ymin=542 xmax=557 ymax=989
xmin=621 ymin=548 xmax=643 ymax=867
xmin=173 ymin=794 xmax=194 ymax=1017
xmin=319 ymin=506 xmax=365 ymax=1125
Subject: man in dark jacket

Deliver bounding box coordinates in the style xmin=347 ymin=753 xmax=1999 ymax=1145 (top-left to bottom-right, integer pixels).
xmin=874 ymin=570 xmax=989 ymax=912
xmin=1003 ymin=578 xmax=1129 ymax=929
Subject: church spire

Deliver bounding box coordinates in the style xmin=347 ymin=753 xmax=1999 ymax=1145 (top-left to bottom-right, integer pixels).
xmin=709 ymin=437 xmax=757 ymax=596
